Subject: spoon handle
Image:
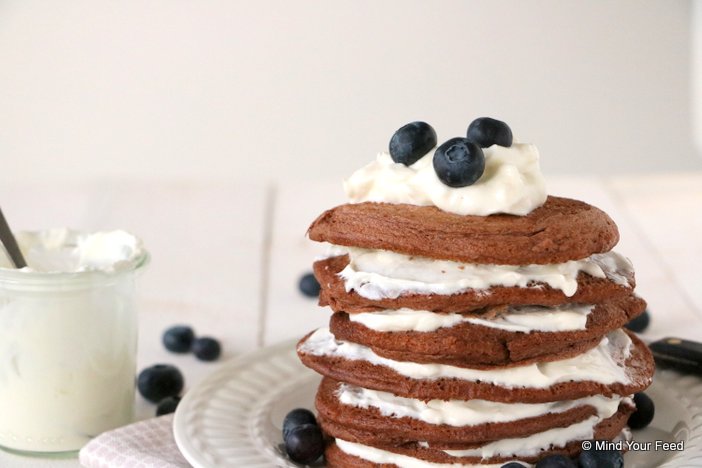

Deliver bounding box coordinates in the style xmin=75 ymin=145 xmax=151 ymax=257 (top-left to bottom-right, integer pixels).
xmin=0 ymin=208 xmax=27 ymax=268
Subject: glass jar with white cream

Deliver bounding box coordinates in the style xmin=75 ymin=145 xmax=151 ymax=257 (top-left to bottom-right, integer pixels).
xmin=0 ymin=229 xmax=148 ymax=454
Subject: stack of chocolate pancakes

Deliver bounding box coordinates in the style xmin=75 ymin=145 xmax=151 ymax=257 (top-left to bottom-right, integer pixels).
xmin=297 ymin=195 xmax=654 ymax=467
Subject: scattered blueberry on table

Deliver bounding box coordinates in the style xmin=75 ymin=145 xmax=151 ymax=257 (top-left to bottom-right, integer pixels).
xmin=624 ymin=309 xmax=650 ymax=333
xmin=578 ymin=445 xmax=624 ymax=468
xmin=137 ymin=364 xmax=184 ymax=403
xmin=389 ymin=121 xmax=437 ymax=166
xmin=500 ymin=462 xmax=527 ymax=468
xmin=282 ymin=408 xmax=324 ymax=464
xmin=162 ymin=325 xmax=196 ymax=353
xmin=192 ymin=337 xmax=222 ymax=362
xmin=299 ymin=272 xmax=321 ymax=298
xmin=162 ymin=325 xmax=222 ymax=361
xmin=534 ymin=454 xmax=577 ymax=467
xmin=283 ymin=408 xmax=317 ymax=439
xmin=466 ymin=117 xmax=513 ymax=148
xmin=284 ymin=423 xmax=324 ymax=464
xmin=156 ymin=396 xmax=182 ymax=416
xmin=628 ymin=392 xmax=655 ymax=429
xmin=433 ymin=137 xmax=485 ymax=188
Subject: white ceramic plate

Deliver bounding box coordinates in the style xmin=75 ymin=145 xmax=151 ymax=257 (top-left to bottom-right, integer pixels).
xmin=173 ymin=339 xmax=702 ymax=468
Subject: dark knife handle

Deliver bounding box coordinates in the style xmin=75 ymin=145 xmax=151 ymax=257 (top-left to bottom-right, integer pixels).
xmin=649 ymin=337 xmax=702 ymax=376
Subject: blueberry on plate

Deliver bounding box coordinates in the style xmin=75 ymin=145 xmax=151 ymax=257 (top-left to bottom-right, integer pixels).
xmin=156 ymin=396 xmax=182 ymax=416
xmin=433 ymin=137 xmax=485 ymax=188
xmin=501 ymin=463 xmax=527 ymax=468
xmin=137 ymin=364 xmax=184 ymax=403
xmin=192 ymin=337 xmax=222 ymax=362
xmin=283 ymin=408 xmax=317 ymax=439
xmin=628 ymin=392 xmax=655 ymax=429
xmin=625 ymin=309 xmax=650 ymax=333
xmin=534 ymin=454 xmax=577 ymax=467
xmin=284 ymin=423 xmax=324 ymax=464
xmin=389 ymin=121 xmax=437 ymax=166
xmin=162 ymin=325 xmax=195 ymax=353
xmin=578 ymin=445 xmax=624 ymax=468
xmin=466 ymin=117 xmax=513 ymax=148
xmin=298 ymin=272 xmax=321 ymax=298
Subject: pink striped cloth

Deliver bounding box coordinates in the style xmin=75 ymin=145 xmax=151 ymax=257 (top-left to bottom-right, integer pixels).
xmin=79 ymin=415 xmax=190 ymax=468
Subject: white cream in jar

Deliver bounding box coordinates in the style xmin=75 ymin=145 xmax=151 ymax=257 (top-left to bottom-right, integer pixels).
xmin=0 ymin=229 xmax=147 ymax=453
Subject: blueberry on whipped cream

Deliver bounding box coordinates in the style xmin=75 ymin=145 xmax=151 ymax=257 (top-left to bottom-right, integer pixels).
xmin=388 ymin=121 xmax=437 ymax=166
xmin=346 ymin=119 xmax=546 ymax=216
xmin=433 ymin=137 xmax=486 ymax=188
xmin=431 ymin=117 xmax=513 ymax=188
xmin=467 ymin=116 xmax=513 ymax=148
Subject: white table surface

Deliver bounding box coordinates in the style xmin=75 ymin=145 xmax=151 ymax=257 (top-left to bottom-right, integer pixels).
xmin=0 ymin=174 xmax=701 ymax=467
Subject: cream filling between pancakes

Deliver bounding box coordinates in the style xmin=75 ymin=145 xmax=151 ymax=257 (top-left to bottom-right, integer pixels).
xmin=336 ymin=381 xmax=624 ymax=427
xmin=299 ymin=328 xmax=632 ymax=388
xmin=337 ymin=247 xmax=632 ymax=299
xmin=348 ymin=304 xmax=594 ymax=333
xmin=335 ymin=438 xmax=516 ymax=467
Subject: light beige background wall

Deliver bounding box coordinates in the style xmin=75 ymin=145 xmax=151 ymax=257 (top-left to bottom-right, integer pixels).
xmin=0 ymin=0 xmax=699 ymax=185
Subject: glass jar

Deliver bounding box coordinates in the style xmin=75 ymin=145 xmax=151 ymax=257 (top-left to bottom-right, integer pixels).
xmin=0 ymin=232 xmax=148 ymax=454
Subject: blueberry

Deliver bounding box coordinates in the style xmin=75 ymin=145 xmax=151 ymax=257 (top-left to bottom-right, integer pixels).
xmin=578 ymin=445 xmax=624 ymax=468
xmin=299 ymin=272 xmax=320 ymax=298
xmin=137 ymin=364 xmax=184 ymax=403
xmin=284 ymin=423 xmax=324 ymax=464
xmin=501 ymin=463 xmax=527 ymax=468
xmin=156 ymin=396 xmax=181 ymax=416
xmin=191 ymin=337 xmax=221 ymax=361
xmin=162 ymin=325 xmax=195 ymax=353
xmin=283 ymin=408 xmax=317 ymax=439
xmin=433 ymin=138 xmax=485 ymax=188
xmin=466 ymin=117 xmax=513 ymax=147
xmin=534 ymin=455 xmax=577 ymax=468
xmin=389 ymin=121 xmax=437 ymax=166
xmin=625 ymin=309 xmax=650 ymax=333
xmin=629 ymin=392 xmax=655 ymax=429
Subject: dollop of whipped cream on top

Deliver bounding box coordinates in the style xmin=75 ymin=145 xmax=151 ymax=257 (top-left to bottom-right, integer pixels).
xmin=344 ymin=143 xmax=547 ymax=216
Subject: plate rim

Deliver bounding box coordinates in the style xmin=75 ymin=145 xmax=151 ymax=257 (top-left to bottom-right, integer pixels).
xmin=173 ymin=338 xmax=301 ymax=468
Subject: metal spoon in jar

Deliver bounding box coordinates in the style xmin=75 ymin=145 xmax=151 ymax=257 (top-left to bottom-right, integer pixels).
xmin=0 ymin=207 xmax=27 ymax=268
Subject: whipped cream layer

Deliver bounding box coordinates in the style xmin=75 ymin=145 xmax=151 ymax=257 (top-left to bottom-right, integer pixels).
xmin=344 ymin=144 xmax=547 ymax=216
xmin=349 ymin=304 xmax=593 ymax=333
xmin=299 ymin=328 xmax=632 ymax=388
xmin=337 ymin=382 xmax=623 ymax=427
xmin=445 ymin=416 xmax=597 ymax=459
xmin=339 ymin=247 xmax=633 ymax=299
xmin=336 ymin=439 xmax=518 ymax=468
xmin=336 ymin=422 xmax=632 ymax=468
xmin=0 ymin=229 xmax=146 ymax=273
xmin=441 ymin=399 xmax=632 ymax=459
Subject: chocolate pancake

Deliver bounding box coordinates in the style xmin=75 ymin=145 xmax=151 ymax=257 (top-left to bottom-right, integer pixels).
xmin=328 ymin=296 xmax=646 ymax=368
xmin=315 ymin=255 xmax=636 ymax=314
xmin=297 ymin=330 xmax=654 ymax=403
xmin=308 ymin=197 xmax=619 ymax=265
xmin=324 ymin=404 xmax=633 ymax=466
xmin=315 ymin=377 xmax=623 ymax=445
xmin=346 ymin=332 xmax=602 ymax=370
